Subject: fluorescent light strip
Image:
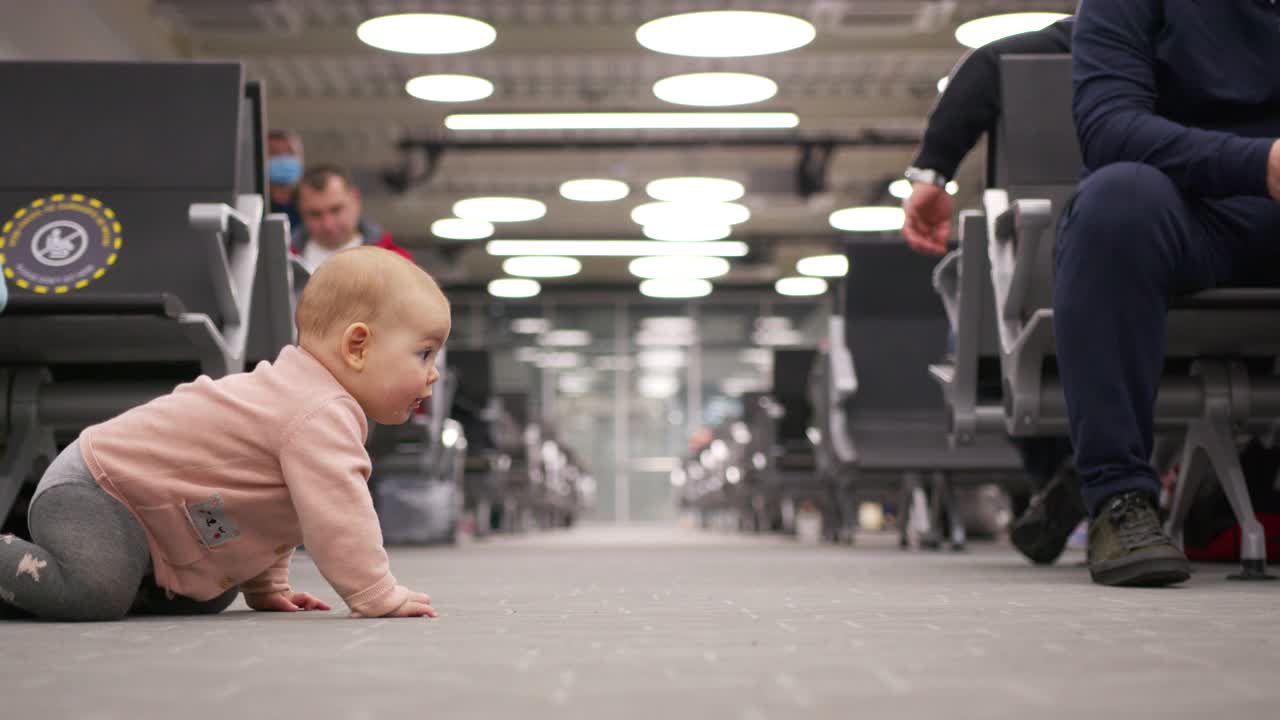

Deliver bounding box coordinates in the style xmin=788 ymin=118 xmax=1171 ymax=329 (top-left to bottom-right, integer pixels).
xmin=486 ymin=240 xmax=748 ymax=257
xmin=446 ymin=112 xmax=799 ymax=131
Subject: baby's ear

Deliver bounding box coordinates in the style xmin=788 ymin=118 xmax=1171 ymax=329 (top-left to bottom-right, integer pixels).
xmin=342 ymin=322 xmax=372 ymax=369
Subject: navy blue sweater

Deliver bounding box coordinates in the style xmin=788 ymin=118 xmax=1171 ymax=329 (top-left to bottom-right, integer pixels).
xmin=1073 ymin=0 xmax=1280 ymax=198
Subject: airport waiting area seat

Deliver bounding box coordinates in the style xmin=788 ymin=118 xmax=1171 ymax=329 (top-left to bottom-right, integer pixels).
xmin=0 ymin=61 xmax=282 ymax=528
xmin=682 ymin=352 xmax=831 ymax=535
xmin=449 ymin=350 xmax=586 ymax=535
xmin=812 ymin=243 xmax=1029 ymax=548
xmin=986 ymin=55 xmax=1280 ymax=577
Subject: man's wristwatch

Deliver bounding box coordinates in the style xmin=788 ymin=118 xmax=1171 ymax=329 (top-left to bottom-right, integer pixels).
xmin=904 ymin=166 xmax=949 ymax=189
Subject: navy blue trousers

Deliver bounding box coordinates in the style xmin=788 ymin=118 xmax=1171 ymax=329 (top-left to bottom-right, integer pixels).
xmin=1054 ymin=162 xmax=1280 ymax=517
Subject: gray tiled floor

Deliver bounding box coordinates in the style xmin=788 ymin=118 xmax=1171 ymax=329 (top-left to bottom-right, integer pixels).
xmin=4 ymin=526 xmax=1279 ymax=719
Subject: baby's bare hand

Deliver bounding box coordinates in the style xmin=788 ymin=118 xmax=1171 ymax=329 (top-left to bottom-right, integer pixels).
xmin=351 ymin=590 xmax=437 ymax=619
xmin=245 ymin=590 xmax=331 ymax=613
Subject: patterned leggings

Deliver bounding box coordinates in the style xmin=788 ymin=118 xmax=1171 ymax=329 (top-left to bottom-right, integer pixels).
xmin=0 ymin=442 xmax=237 ymax=621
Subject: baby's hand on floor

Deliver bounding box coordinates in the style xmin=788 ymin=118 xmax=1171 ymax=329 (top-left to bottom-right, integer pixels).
xmin=350 ymin=590 xmax=438 ymax=619
xmin=244 ymin=590 xmax=332 ymax=612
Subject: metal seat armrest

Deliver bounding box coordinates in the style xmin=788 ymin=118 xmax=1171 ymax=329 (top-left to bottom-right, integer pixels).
xmin=188 ymin=194 xmax=264 ymax=358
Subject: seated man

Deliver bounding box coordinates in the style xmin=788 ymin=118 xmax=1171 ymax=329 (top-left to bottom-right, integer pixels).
xmin=1058 ymin=0 xmax=1280 ymax=586
xmin=291 ymin=163 xmax=413 ymax=270
xmin=902 ymin=16 xmax=1080 ymax=565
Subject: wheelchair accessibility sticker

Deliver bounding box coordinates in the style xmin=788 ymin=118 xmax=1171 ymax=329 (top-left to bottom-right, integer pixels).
xmin=0 ymin=193 xmax=123 ymax=294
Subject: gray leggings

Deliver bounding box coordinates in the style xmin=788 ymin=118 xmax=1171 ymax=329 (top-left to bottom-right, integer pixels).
xmin=0 ymin=440 xmax=238 ymax=621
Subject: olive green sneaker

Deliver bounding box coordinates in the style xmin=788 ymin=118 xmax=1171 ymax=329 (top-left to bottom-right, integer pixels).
xmin=1088 ymin=491 xmax=1190 ymax=587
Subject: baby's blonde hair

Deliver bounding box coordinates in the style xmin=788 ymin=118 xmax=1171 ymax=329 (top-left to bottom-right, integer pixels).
xmin=295 ymin=246 xmax=445 ymax=344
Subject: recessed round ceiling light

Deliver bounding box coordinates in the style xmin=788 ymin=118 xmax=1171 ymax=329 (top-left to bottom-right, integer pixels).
xmin=405 ymin=74 xmax=494 ymax=102
xmin=559 ymin=178 xmax=630 ymax=202
xmin=642 ymin=222 xmax=732 ymax=242
xmin=637 ymin=349 xmax=686 ymax=369
xmin=511 ymin=318 xmax=550 ymax=334
xmin=356 ymin=13 xmax=497 ymax=54
xmin=637 ymin=11 xmax=816 ymax=58
xmin=502 ymin=256 xmax=582 ymax=278
xmin=889 ymin=179 xmax=959 ymax=199
xmin=652 ymin=72 xmax=778 ymax=107
xmin=646 ymin=176 xmax=745 ymax=203
xmin=639 ymin=278 xmax=713 ymax=299
xmin=775 ymin=276 xmax=829 ymax=296
xmin=488 ymin=278 xmax=541 ymax=298
xmin=629 ymin=256 xmax=730 ymax=280
xmin=796 ymin=254 xmax=848 ymax=278
xmin=454 ymin=196 xmax=547 ymax=222
xmin=431 ymin=217 xmax=494 ymax=240
xmin=631 ymin=202 xmax=750 ymax=227
xmin=539 ymin=329 xmax=592 ymax=347
xmin=829 ymin=206 xmax=906 ymax=232
xmin=954 ymin=12 xmax=1069 ymax=49
xmin=638 ymin=374 xmax=680 ymax=399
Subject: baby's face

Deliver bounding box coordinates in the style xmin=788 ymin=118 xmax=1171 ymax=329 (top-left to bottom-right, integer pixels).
xmin=357 ymin=289 xmax=451 ymax=425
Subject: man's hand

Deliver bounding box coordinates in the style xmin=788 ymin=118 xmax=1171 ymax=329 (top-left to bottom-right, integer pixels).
xmin=244 ymin=590 xmax=331 ymax=612
xmin=350 ymin=590 xmax=438 ymax=619
xmin=1268 ymin=140 xmax=1280 ymax=202
xmin=902 ymin=181 xmax=953 ymax=256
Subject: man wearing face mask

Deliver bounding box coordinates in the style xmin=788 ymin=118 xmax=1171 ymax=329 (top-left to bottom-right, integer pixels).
xmin=267 ymin=129 xmax=305 ymax=230
xmin=291 ymin=163 xmax=413 ymax=271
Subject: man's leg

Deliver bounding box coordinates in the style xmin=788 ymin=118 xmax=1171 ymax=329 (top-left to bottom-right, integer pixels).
xmin=1008 ymin=436 xmax=1082 ymax=565
xmin=1054 ymin=162 xmax=1231 ymax=586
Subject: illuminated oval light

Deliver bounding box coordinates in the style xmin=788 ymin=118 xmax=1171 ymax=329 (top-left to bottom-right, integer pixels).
xmin=539 ymin=329 xmax=592 ymax=347
xmin=559 ymin=178 xmax=630 ymax=202
xmin=639 ymin=278 xmax=713 ymax=299
xmin=454 ymin=196 xmax=546 ymax=222
xmin=511 ymin=318 xmax=550 ymax=334
xmin=829 ymin=206 xmax=905 ymax=232
xmin=431 ymin=217 xmax=494 ymax=240
xmin=796 ymin=254 xmax=848 ymax=278
xmin=646 ymin=176 xmax=745 ymax=203
xmin=889 ymin=179 xmax=959 ymax=199
xmin=632 ymin=201 xmax=750 ymax=227
xmin=356 ymin=13 xmax=497 ymax=54
xmin=637 ymin=11 xmax=816 ymax=58
xmin=653 ymin=72 xmax=777 ymax=107
xmin=629 ymin=255 xmax=730 ymax=280
xmin=775 ymin=276 xmax=828 ymax=296
xmin=954 ymin=12 xmax=1069 ymax=49
xmin=488 ymin=278 xmax=541 ymax=298
xmin=639 ymin=374 xmax=680 ymax=399
xmin=406 ymin=74 xmax=494 ymax=102
xmin=502 ymin=256 xmax=582 ymax=278
xmin=637 ymin=349 xmax=685 ymax=369
xmin=642 ymin=222 xmax=732 ymax=242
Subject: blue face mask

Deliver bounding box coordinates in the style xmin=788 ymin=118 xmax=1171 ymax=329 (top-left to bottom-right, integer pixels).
xmin=268 ymin=155 xmax=303 ymax=186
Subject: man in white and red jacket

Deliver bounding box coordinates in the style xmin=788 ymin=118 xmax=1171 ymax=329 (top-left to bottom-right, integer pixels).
xmin=290 ymin=163 xmax=414 ymax=271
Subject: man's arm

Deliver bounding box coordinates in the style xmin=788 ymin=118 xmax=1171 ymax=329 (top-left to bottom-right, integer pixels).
xmin=1073 ymin=0 xmax=1272 ymax=198
xmin=912 ymin=18 xmax=1072 ymax=181
xmin=902 ymin=19 xmax=1073 ymax=256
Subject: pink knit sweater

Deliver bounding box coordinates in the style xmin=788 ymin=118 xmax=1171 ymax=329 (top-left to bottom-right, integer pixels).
xmin=79 ymin=345 xmax=409 ymax=617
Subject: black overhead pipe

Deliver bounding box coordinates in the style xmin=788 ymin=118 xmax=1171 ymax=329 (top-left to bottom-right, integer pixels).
xmin=383 ymin=130 xmax=922 ymax=194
